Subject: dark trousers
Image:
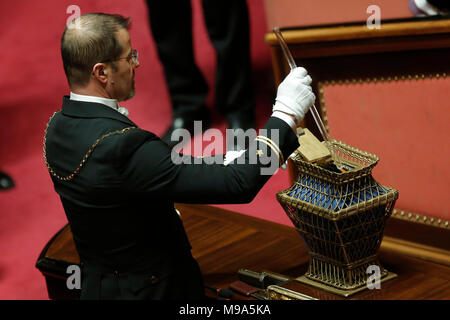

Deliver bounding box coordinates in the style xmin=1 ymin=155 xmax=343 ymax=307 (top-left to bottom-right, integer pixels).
xmin=80 ymin=257 xmax=205 ymax=300
xmin=147 ymin=0 xmax=255 ymax=123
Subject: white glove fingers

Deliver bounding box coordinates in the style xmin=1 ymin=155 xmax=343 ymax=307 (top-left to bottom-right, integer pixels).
xmin=290 ymin=67 xmax=307 ymax=78
xmin=298 ymin=75 xmax=312 ymax=85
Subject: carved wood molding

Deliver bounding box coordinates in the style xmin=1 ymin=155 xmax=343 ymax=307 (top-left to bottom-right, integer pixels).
xmin=381 ymin=235 xmax=450 ymax=267
xmin=265 ymin=20 xmax=450 ymax=45
xmin=391 ymin=209 xmax=449 ymax=230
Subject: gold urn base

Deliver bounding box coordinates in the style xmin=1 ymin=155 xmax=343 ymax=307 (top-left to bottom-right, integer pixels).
xmin=296 ymin=271 xmax=397 ymax=298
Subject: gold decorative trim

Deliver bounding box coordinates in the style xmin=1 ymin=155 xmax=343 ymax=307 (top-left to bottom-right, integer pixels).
xmin=267 ymin=285 xmax=319 ymax=300
xmin=43 ymin=111 xmax=137 ymax=181
xmin=391 ymin=209 xmax=450 ymax=229
xmin=255 ymin=135 xmax=285 ymax=167
xmin=316 ymin=73 xmax=450 ymax=229
xmin=296 ymin=272 xmax=397 ymax=298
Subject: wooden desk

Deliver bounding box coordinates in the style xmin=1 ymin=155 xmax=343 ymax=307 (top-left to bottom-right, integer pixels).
xmin=36 ymin=204 xmax=450 ymax=300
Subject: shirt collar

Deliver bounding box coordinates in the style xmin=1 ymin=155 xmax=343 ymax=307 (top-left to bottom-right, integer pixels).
xmin=70 ymin=92 xmax=120 ymax=111
xmin=70 ymin=92 xmax=129 ymax=117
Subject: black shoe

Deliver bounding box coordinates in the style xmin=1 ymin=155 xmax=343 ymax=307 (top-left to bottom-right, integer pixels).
xmin=226 ymin=116 xmax=256 ymax=151
xmin=162 ymin=116 xmax=211 ymax=149
xmin=0 ymin=171 xmax=14 ymax=190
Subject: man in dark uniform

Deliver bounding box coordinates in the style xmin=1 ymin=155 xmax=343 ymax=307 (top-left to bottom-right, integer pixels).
xmin=44 ymin=13 xmax=314 ymax=299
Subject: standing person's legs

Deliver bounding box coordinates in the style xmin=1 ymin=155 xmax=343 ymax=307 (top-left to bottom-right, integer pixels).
xmin=147 ymin=0 xmax=210 ymax=146
xmin=202 ymin=0 xmax=255 ymax=133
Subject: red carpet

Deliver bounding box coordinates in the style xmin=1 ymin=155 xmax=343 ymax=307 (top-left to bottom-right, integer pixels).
xmin=0 ymin=0 xmax=294 ymax=299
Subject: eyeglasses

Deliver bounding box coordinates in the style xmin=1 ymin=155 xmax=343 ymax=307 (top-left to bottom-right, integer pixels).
xmin=121 ymin=49 xmax=138 ymax=65
xmin=104 ymin=49 xmax=139 ymax=65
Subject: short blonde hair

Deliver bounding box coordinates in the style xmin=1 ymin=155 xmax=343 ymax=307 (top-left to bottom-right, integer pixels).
xmin=61 ymin=13 xmax=131 ymax=87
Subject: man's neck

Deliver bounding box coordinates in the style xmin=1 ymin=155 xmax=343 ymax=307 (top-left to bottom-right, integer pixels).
xmin=71 ymin=84 xmax=111 ymax=100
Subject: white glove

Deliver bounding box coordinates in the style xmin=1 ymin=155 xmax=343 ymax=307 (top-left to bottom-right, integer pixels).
xmin=272 ymin=67 xmax=315 ymax=124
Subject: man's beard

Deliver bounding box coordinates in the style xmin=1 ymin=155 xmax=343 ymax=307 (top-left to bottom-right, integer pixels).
xmin=126 ymin=88 xmax=136 ymax=100
xmin=124 ymin=77 xmax=136 ymax=101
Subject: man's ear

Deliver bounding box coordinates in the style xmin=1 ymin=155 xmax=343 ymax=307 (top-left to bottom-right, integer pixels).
xmin=92 ymin=63 xmax=108 ymax=84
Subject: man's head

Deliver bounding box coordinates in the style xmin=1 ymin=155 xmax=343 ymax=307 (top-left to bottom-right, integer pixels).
xmin=61 ymin=13 xmax=139 ymax=101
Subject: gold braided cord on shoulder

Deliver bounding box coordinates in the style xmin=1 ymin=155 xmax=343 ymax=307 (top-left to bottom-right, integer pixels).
xmin=43 ymin=111 xmax=137 ymax=181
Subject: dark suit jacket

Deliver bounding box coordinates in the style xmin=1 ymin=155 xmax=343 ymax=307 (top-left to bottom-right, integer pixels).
xmin=44 ymin=96 xmax=299 ymax=299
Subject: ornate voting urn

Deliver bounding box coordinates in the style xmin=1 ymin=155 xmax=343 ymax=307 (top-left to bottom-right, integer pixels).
xmin=277 ymin=139 xmax=399 ymax=297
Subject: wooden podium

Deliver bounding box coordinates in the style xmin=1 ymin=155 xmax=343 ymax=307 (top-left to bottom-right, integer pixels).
xmin=36 ymin=204 xmax=450 ymax=300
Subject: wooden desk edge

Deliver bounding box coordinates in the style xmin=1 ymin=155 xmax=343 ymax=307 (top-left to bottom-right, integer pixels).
xmin=265 ymin=20 xmax=450 ymax=45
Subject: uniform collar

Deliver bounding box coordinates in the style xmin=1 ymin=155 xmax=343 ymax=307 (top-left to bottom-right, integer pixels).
xmin=61 ymin=96 xmax=136 ymax=127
